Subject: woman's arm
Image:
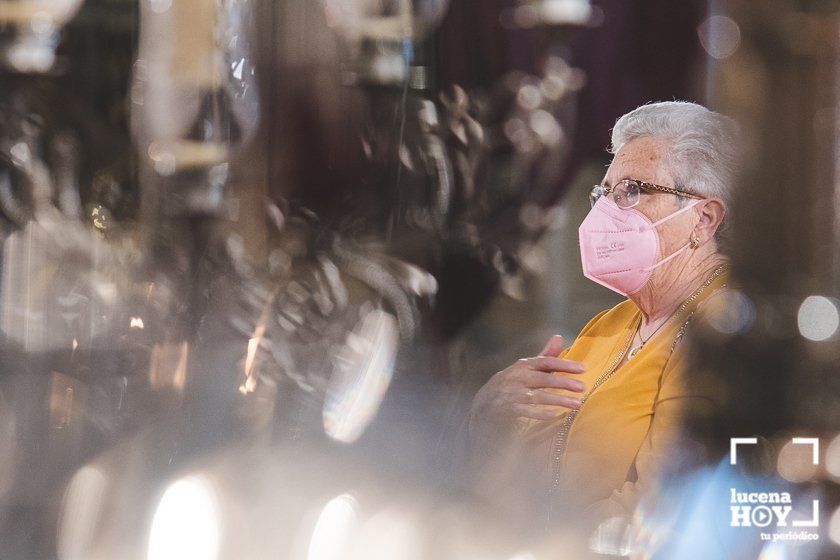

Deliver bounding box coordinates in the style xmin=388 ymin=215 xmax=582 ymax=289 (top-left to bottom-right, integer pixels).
xmin=581 ymin=346 xmax=721 ymax=528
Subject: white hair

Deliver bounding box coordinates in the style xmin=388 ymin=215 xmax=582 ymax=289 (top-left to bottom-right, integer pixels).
xmin=609 ymin=101 xmax=741 ymax=246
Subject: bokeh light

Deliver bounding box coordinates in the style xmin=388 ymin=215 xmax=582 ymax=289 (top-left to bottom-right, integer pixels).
xmin=830 ymin=505 xmax=840 ymax=546
xmin=776 ymin=438 xmax=820 ymax=483
xmin=698 ymin=15 xmax=741 ymax=60
xmin=825 ymin=433 xmax=840 ymax=481
xmin=507 ymin=552 xmax=537 ymax=560
xmin=57 ymin=466 xmax=108 ymax=560
xmin=348 ymin=507 xmax=423 ymax=560
xmin=147 ymin=476 xmax=221 ymax=560
xmin=797 ymin=295 xmax=839 ymax=342
xmin=307 ymin=494 xmax=360 ymax=560
xmin=703 ymin=288 xmax=756 ymax=336
xmin=323 ymin=309 xmax=398 ymax=443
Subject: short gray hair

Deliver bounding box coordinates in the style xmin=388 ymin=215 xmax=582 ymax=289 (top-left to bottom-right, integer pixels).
xmin=609 ymin=101 xmax=741 ymax=246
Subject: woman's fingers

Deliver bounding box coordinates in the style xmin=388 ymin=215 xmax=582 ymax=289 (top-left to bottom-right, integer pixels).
xmin=473 ymin=349 xmax=588 ymax=425
xmin=521 ymin=356 xmax=585 ymax=374
xmin=539 ymin=334 xmax=565 ymax=357
xmin=521 ymin=370 xmax=586 ymax=392
xmin=523 ymin=389 xmax=583 ymax=409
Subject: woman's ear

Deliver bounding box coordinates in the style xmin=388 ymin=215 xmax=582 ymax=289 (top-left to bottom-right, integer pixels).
xmin=694 ymin=198 xmax=726 ymax=243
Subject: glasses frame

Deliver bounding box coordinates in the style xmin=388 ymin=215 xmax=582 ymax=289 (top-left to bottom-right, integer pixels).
xmin=590 ymin=178 xmax=705 ymax=208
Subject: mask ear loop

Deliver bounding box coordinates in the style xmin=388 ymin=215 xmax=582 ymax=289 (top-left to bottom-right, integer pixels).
xmin=648 ymin=198 xmax=702 ymax=228
xmin=641 ymin=199 xmax=702 ymax=273
xmin=641 ymin=241 xmax=692 ymax=273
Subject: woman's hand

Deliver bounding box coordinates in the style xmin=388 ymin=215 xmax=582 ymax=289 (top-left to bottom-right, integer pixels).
xmin=469 ymin=335 xmax=587 ymax=431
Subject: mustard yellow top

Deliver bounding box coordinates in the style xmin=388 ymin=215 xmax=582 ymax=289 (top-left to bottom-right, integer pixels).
xmin=459 ymin=268 xmax=728 ymax=530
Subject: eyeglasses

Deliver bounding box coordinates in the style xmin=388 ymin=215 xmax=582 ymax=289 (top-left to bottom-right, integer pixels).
xmin=589 ymin=178 xmax=705 ymax=208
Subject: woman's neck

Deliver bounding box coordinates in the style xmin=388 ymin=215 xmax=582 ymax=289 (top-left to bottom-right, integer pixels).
xmin=631 ymin=248 xmax=729 ymax=325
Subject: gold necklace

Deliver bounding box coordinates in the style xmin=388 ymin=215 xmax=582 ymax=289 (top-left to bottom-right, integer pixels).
xmin=627 ymin=264 xmax=729 ymax=360
xmin=627 ymin=311 xmax=677 ymax=360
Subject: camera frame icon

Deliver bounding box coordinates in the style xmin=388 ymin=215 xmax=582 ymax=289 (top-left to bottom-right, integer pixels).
xmin=730 ymin=437 xmax=819 ymax=466
xmin=729 ymin=436 xmax=821 ymax=528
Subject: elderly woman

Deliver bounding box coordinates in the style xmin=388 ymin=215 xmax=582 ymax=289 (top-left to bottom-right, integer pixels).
xmin=460 ymin=101 xmax=739 ymax=532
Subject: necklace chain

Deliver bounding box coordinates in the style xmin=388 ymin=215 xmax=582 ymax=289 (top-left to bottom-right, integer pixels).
xmin=627 ymin=264 xmax=729 ymax=359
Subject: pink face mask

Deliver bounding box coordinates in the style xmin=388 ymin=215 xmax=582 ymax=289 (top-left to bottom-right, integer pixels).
xmin=578 ymin=195 xmax=701 ymax=296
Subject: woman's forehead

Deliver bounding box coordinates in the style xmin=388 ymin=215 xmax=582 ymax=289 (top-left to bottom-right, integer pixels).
xmin=604 ymin=137 xmax=671 ymax=185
